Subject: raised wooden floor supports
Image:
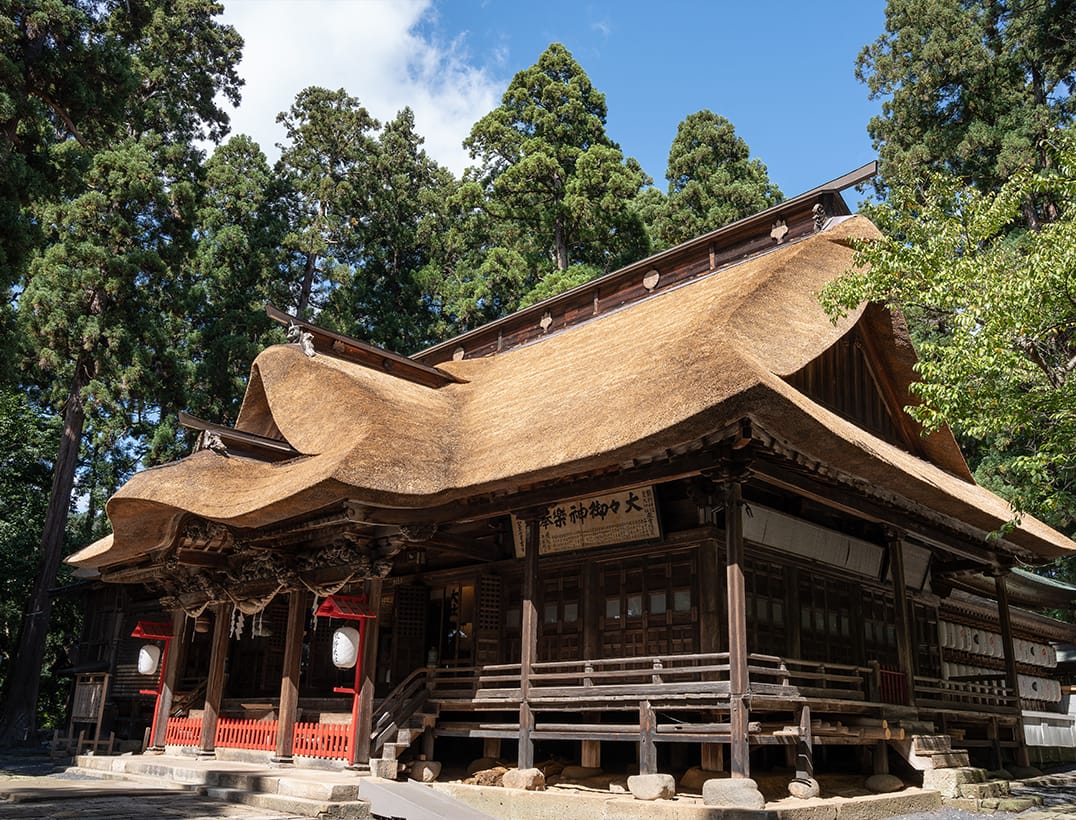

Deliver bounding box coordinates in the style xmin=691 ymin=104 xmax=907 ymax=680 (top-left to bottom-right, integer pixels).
xmin=148 ymin=609 xmax=186 ymax=751
xmin=724 ymin=460 xmax=751 ymax=779
xmin=994 ymin=570 xmax=1030 ymax=768
xmin=199 ymin=603 xmax=230 ymax=755
xmin=273 ymin=588 xmax=307 ymax=762
xmin=354 ymin=578 xmax=382 ymax=766
xmin=517 ymin=510 xmax=544 ymax=770
xmin=886 ymin=530 xmax=917 ymax=708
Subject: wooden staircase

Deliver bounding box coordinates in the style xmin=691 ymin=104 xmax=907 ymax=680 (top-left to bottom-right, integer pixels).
xmin=368 ymin=667 xmax=439 ymax=779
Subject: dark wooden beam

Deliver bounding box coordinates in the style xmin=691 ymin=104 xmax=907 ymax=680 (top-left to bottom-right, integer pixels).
xmin=994 ymin=572 xmax=1030 ymax=767
xmin=149 ymin=609 xmax=185 ymax=750
xmin=273 ymin=589 xmax=307 ymax=762
xmin=725 ymin=467 xmax=750 ymax=779
xmin=423 ymin=533 xmax=496 ymax=563
xmin=886 ymin=531 xmax=917 ymax=707
xmin=354 ymin=578 xmax=382 ymax=765
xmin=517 ymin=513 xmax=543 ymax=770
xmin=199 ymin=603 xmax=230 ymax=755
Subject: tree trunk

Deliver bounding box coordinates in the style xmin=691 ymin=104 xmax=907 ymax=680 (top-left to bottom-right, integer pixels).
xmin=0 ymin=368 xmax=88 ymax=744
xmin=297 ymin=251 xmax=318 ymax=317
xmin=553 ymin=217 xmax=569 ymax=271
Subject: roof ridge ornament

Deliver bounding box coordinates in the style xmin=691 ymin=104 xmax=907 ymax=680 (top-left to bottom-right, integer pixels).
xmin=286 ymin=322 xmax=316 ymax=357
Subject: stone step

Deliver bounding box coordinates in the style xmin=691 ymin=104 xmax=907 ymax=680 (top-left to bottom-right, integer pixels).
xmin=202 ymin=771 xmax=361 ymax=802
xmin=201 ymin=785 xmax=370 ymax=819
xmin=923 ymin=767 xmax=990 ymax=798
xmin=921 ymin=751 xmax=971 ymax=769
xmin=912 ymin=734 xmax=952 ymax=754
xmin=943 ymin=795 xmax=1042 ymax=813
xmin=64 ymin=766 xmax=193 ymax=790
xmin=959 ymin=780 xmax=1010 ymax=799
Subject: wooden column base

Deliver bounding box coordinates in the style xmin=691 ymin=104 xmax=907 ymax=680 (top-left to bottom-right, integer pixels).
xmin=702 ymin=742 xmax=724 ymax=772
xmin=581 ymin=739 xmax=601 ymax=769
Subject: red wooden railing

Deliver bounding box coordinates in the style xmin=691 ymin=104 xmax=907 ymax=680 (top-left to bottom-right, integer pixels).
xmin=164 ymin=715 xmax=352 ymax=759
xmin=214 ymin=718 xmax=277 ymax=751
xmin=163 ymin=716 xmax=201 ymax=746
xmin=292 ymin=721 xmax=351 ymax=759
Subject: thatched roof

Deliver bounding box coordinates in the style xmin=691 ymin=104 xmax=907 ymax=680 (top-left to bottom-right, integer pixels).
xmin=72 ymin=215 xmax=1076 ymax=569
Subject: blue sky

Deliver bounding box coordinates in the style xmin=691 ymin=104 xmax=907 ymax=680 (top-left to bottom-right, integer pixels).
xmin=219 ymin=0 xmax=886 ymax=198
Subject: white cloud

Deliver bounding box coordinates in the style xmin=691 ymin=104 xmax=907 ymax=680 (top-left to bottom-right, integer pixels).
xmin=217 ymin=0 xmax=502 ymax=175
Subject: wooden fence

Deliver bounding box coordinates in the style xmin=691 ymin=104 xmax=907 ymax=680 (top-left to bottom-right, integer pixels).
xmin=163 ymin=716 xmax=351 ymax=759
xmin=163 ymin=716 xmax=201 ymax=746
xmin=292 ymin=721 xmax=351 ymax=759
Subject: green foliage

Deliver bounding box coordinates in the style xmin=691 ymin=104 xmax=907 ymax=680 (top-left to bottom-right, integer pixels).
xmin=459 ymin=43 xmax=648 ymax=311
xmin=0 ymin=0 xmax=243 ymax=740
xmin=654 ymin=110 xmax=783 ymax=248
xmin=0 ymin=391 xmax=53 ymax=698
xmin=276 ymin=86 xmax=379 ymax=317
xmin=187 ymin=135 xmax=288 ymax=424
xmin=858 ymin=0 xmax=1076 ymax=210
xmin=821 ymin=129 xmax=1076 ymax=533
xmin=320 ymin=108 xmax=455 ymax=353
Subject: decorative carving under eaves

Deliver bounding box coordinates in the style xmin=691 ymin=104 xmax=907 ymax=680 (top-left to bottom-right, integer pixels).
xmin=399 ymin=523 xmax=437 ymax=543
xmin=225 ymin=549 xmax=298 ymax=590
xmin=180 ymin=518 xmax=234 ymax=551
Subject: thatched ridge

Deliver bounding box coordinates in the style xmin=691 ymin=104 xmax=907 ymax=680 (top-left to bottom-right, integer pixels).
xmin=71 ymin=215 xmax=1076 ymax=569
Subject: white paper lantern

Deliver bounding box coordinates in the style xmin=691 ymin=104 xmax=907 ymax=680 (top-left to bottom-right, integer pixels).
xmin=332 ymin=626 xmax=360 ymax=669
xmin=138 ymin=643 xmax=162 ymax=675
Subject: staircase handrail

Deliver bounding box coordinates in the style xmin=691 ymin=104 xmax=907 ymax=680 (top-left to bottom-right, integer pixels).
xmin=370 ymin=667 xmax=431 ymax=757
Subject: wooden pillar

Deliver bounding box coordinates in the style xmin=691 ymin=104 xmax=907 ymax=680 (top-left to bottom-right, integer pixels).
xmin=273 ymin=589 xmax=307 ymax=762
xmin=354 ymin=578 xmax=383 ymax=765
xmin=702 ymin=742 xmax=724 ymax=772
xmin=149 ymin=609 xmax=186 ymax=751
xmin=994 ymin=570 xmax=1030 ymax=767
xmin=581 ymin=561 xmax=602 ymax=772
xmin=873 ymin=741 xmax=889 ymax=775
xmin=581 ymin=739 xmax=601 ymax=769
xmin=795 ymin=703 xmax=814 ymax=783
xmin=886 ymin=531 xmax=917 ymax=707
xmin=518 ymin=512 xmax=543 ymax=770
xmin=639 ymin=700 xmax=657 ymax=775
xmin=199 ymin=603 xmax=231 ymax=755
xmin=583 ymin=561 xmax=601 ymax=660
xmin=699 ymin=536 xmax=721 ymax=654
xmin=725 ymin=469 xmax=750 ymax=778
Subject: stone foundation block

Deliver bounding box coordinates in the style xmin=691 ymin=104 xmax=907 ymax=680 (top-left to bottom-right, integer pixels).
xmin=409 ymin=761 xmax=441 ymax=783
xmin=627 ymin=773 xmax=675 ymax=800
xmin=703 ymin=777 xmax=766 ymax=809
xmin=368 ymin=758 xmax=399 ymax=780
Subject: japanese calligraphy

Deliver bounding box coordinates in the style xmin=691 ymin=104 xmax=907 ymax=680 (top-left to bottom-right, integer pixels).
xmin=511 ymin=486 xmax=660 ymax=556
